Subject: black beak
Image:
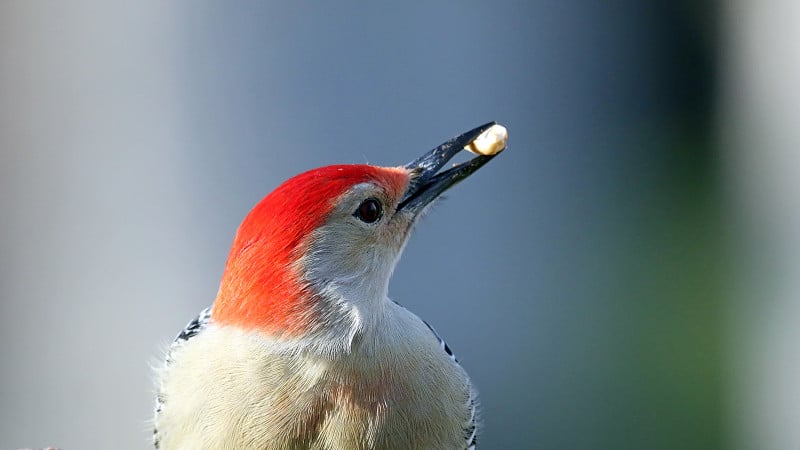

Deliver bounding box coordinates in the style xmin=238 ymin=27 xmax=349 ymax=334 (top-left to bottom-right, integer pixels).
xmin=397 ymin=121 xmax=501 ymax=213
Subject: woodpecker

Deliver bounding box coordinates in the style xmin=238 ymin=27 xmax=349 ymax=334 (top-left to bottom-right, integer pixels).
xmin=154 ymin=122 xmax=507 ymax=450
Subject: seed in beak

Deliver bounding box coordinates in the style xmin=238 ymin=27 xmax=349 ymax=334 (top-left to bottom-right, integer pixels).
xmin=465 ymin=124 xmax=508 ymax=156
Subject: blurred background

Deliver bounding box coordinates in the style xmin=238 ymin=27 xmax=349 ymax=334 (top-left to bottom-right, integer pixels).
xmin=0 ymin=1 xmax=797 ymax=449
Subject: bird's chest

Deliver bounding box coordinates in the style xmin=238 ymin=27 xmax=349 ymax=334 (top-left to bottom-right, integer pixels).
xmin=285 ymin=353 xmax=442 ymax=449
xmin=253 ymin=335 xmax=466 ymax=450
xmin=159 ymin=325 xmax=470 ymax=449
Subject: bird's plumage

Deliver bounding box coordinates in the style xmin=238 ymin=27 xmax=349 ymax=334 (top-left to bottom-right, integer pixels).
xmin=155 ymin=303 xmax=476 ymax=449
xmin=154 ymin=123 xmax=504 ymax=449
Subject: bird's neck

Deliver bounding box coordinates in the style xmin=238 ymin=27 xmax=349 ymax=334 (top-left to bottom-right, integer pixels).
xmin=212 ymin=264 xmax=395 ymax=356
xmin=215 ymin=293 xmax=395 ymax=361
xmin=302 ymin=285 xmax=393 ymax=356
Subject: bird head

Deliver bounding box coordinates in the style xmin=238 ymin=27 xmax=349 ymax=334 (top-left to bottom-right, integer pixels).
xmin=211 ymin=122 xmax=504 ymax=347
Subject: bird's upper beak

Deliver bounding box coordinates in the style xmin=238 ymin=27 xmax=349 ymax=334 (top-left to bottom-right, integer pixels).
xmin=397 ymin=121 xmax=502 ymax=213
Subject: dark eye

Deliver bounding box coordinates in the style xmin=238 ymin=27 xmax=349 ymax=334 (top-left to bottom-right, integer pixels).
xmin=354 ymin=198 xmax=382 ymax=223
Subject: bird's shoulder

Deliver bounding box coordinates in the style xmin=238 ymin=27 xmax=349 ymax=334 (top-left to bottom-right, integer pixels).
xmin=164 ymin=306 xmax=212 ymax=363
xmin=390 ymin=300 xmax=478 ymax=449
xmin=154 ymin=306 xmax=212 ymax=448
xmin=420 ymin=318 xmax=478 ymax=449
xmin=174 ymin=306 xmax=212 ymax=344
xmin=421 ymin=317 xmax=478 ymax=449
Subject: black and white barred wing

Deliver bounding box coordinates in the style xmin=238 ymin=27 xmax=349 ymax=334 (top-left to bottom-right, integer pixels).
xmin=164 ymin=306 xmax=212 ymax=364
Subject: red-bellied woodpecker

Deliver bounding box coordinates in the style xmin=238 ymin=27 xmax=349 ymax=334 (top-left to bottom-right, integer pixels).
xmin=154 ymin=122 xmax=507 ymax=450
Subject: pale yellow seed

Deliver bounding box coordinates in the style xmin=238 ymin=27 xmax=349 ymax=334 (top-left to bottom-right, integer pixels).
xmin=465 ymin=124 xmax=508 ymax=156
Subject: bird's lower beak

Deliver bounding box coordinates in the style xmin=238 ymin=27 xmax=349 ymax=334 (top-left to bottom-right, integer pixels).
xmin=397 ymin=122 xmax=501 ymax=213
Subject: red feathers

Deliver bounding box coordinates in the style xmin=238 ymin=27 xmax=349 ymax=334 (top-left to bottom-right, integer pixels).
xmin=212 ymin=164 xmax=408 ymax=334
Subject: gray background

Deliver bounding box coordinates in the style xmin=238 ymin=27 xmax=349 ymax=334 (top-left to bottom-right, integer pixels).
xmin=2 ymin=1 xmax=795 ymax=449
